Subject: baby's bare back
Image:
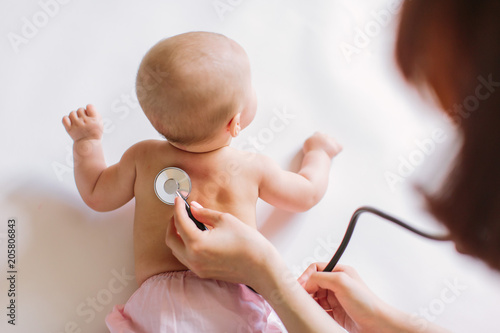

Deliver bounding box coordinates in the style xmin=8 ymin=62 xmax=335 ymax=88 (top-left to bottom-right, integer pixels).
xmin=132 ymin=140 xmax=262 ymax=286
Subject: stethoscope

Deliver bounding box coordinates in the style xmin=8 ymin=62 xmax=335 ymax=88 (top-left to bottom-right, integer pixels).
xmin=322 ymin=207 xmax=450 ymax=272
xmin=154 ymin=167 xmax=207 ymax=231
xmin=154 ymin=167 xmax=451 ymax=273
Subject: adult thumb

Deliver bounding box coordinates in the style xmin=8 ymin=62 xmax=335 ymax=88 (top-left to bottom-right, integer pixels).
xmin=189 ymin=204 xmax=225 ymax=228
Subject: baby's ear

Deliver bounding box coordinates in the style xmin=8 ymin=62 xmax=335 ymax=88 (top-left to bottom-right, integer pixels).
xmin=228 ymin=113 xmax=241 ymax=137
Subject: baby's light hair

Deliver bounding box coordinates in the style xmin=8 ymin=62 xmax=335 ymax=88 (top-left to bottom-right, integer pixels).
xmin=136 ymin=32 xmax=250 ymax=145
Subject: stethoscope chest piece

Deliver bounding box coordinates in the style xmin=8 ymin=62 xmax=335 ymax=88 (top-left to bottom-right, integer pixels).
xmin=154 ymin=167 xmax=192 ymax=205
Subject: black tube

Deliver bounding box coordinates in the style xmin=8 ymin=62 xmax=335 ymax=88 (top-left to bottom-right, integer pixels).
xmin=186 ymin=204 xmax=208 ymax=231
xmin=176 ymin=191 xmax=207 ymax=231
xmin=323 ymin=206 xmax=450 ymax=272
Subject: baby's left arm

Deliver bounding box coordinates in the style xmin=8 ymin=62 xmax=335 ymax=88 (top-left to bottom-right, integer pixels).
xmin=62 ymin=105 xmax=136 ymax=212
xmin=258 ymin=132 xmax=342 ymax=212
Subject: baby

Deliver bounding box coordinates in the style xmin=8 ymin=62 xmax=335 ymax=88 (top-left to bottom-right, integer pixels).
xmin=62 ymin=32 xmax=341 ymax=332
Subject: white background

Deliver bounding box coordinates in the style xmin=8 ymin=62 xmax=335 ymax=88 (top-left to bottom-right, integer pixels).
xmin=1 ymin=0 xmax=499 ymax=332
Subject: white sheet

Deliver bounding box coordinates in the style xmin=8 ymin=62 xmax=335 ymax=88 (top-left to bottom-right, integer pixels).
xmin=1 ymin=0 xmax=499 ymax=332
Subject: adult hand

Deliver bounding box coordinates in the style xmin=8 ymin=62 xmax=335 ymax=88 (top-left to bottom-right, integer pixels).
xmin=167 ymin=199 xmax=348 ymax=333
xmin=298 ymin=263 xmax=431 ymax=333
xmin=298 ymin=263 xmax=386 ymax=332
xmin=165 ymin=197 xmax=278 ymax=290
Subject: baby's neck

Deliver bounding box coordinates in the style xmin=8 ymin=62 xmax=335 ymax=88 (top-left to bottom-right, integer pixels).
xmin=168 ymin=136 xmax=232 ymax=154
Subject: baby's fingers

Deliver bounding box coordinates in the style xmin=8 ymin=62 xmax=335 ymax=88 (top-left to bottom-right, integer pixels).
xmin=85 ymin=104 xmax=98 ymax=117
xmin=62 ymin=116 xmax=72 ymax=131
xmin=331 ymin=139 xmax=343 ymax=156
xmin=68 ymin=110 xmax=80 ymax=124
xmin=76 ymin=107 xmax=85 ymax=118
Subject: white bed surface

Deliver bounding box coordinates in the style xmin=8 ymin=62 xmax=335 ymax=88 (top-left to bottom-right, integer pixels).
xmin=1 ymin=1 xmax=499 ymax=332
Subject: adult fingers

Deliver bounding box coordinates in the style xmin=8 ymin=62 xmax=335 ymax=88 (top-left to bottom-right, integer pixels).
xmin=302 ymin=270 xmax=354 ymax=296
xmin=298 ymin=262 xmax=328 ymax=288
xmin=315 ymin=287 xmax=330 ymax=308
xmin=332 ymin=265 xmax=365 ymax=286
xmin=332 ymin=265 xmax=357 ymax=276
xmin=165 ymin=216 xmax=184 ymax=254
xmin=317 ymin=288 xmax=341 ymax=314
xmin=189 ymin=203 xmax=226 ymax=228
xmin=165 ymin=215 xmax=201 ymax=271
xmin=299 ymin=263 xmax=361 ymax=293
xmin=173 ymin=197 xmax=200 ymax=242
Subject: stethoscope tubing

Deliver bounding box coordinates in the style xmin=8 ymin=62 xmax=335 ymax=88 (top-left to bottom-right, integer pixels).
xmin=176 ymin=190 xmax=207 ymax=231
xmin=323 ymin=206 xmax=450 ymax=272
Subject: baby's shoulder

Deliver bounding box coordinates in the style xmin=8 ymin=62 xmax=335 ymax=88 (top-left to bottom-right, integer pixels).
xmin=127 ymin=139 xmax=168 ymax=152
xmin=226 ymin=148 xmax=276 ymax=172
xmin=122 ymin=139 xmax=171 ymax=160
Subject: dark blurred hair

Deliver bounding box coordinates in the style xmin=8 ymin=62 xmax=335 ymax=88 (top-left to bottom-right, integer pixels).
xmin=396 ymin=0 xmax=500 ymax=270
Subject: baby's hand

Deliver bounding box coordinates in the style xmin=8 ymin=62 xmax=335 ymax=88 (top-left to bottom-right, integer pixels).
xmin=62 ymin=104 xmax=103 ymax=142
xmin=303 ymin=132 xmax=342 ymax=159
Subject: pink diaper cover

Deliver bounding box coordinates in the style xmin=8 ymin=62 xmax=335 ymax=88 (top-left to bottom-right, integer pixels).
xmin=105 ymin=270 xmax=286 ymax=333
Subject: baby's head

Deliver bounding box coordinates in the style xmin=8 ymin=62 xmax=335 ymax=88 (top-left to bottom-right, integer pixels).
xmin=136 ymin=32 xmax=256 ymax=151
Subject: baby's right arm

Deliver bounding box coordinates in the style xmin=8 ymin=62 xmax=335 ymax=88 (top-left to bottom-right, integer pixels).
xmin=258 ymin=132 xmax=342 ymax=212
xmin=62 ymin=105 xmax=136 ymax=212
